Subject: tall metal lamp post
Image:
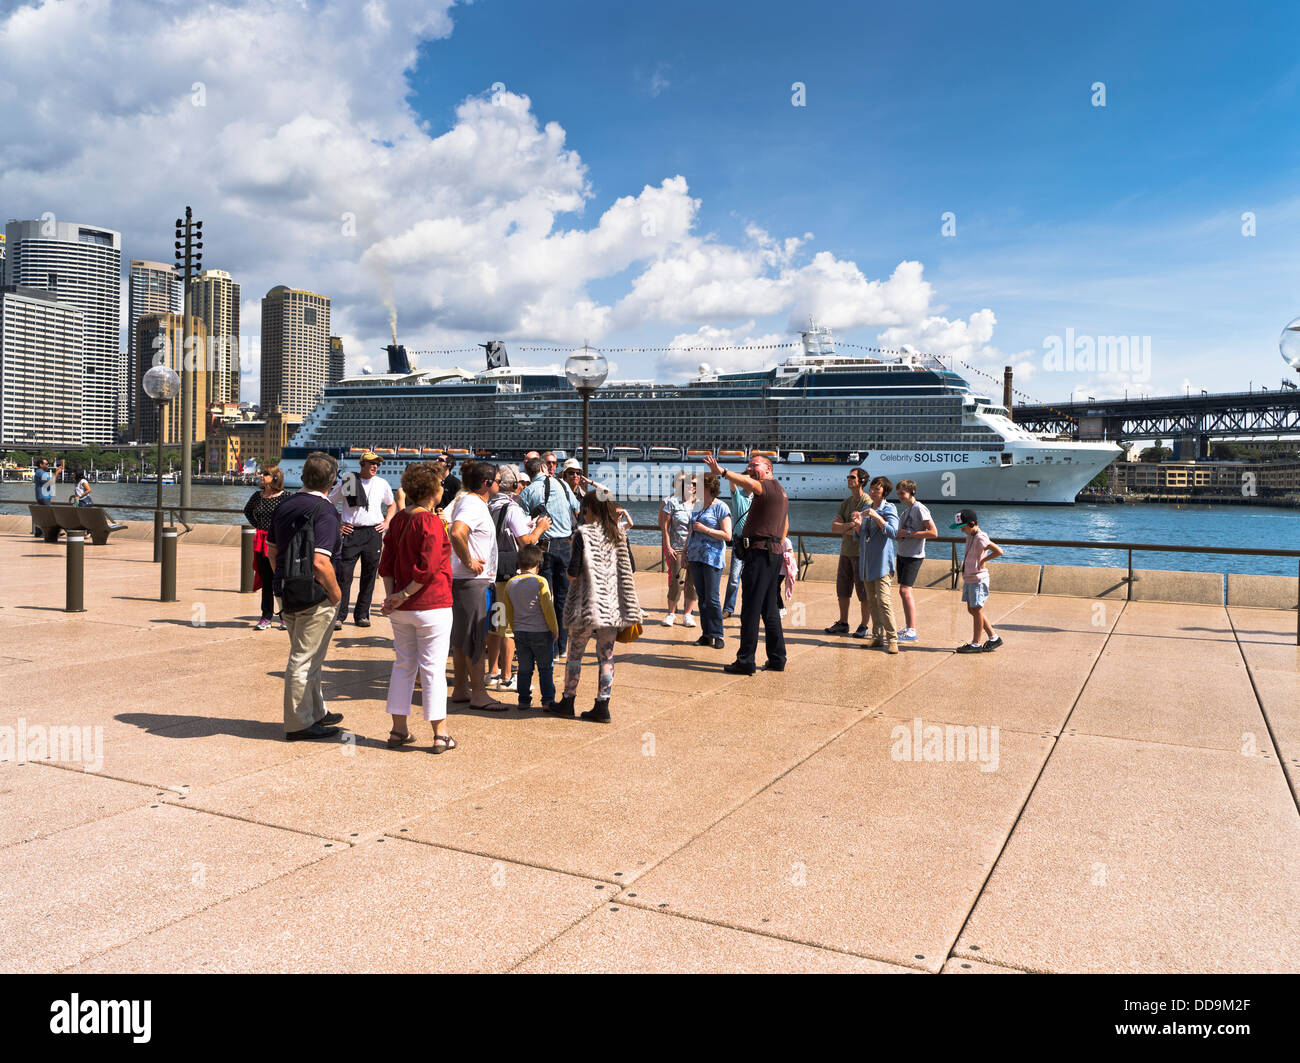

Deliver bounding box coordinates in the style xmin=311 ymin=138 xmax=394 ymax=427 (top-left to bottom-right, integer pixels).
xmin=564 ymin=345 xmax=608 ymax=476
xmin=143 ymin=364 xmax=181 ymax=562
xmin=174 ymin=208 xmax=203 ymax=515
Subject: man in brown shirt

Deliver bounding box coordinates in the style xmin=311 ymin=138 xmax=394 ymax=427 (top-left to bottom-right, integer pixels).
xmin=703 ymin=453 xmax=788 ymax=675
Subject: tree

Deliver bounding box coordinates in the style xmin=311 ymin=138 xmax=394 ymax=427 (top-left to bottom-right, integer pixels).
xmin=1140 ymin=439 xmax=1171 ymax=462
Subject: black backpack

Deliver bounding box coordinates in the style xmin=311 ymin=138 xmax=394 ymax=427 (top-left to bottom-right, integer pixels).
xmin=493 ymin=498 xmax=520 ymax=582
xmin=281 ymin=499 xmax=329 ymax=612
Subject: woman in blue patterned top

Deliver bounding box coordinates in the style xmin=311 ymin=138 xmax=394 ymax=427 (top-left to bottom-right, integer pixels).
xmin=685 ymin=473 xmax=733 ymax=650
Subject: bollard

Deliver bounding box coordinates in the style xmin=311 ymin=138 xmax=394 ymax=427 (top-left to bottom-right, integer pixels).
xmin=240 ymin=525 xmax=256 ymax=593
xmin=65 ymin=530 xmax=86 ymax=613
xmin=161 ymin=526 xmax=178 ymax=602
xmin=153 ymin=509 xmax=163 ymax=563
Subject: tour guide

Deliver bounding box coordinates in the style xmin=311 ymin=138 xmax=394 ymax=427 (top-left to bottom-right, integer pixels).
xmin=703 ymin=453 xmax=789 ymax=675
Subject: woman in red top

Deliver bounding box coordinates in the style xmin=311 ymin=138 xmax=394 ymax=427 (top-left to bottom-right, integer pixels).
xmin=378 ymin=464 xmax=456 ymax=752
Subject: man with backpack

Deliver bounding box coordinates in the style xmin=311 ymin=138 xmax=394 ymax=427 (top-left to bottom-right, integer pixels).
xmin=267 ymin=451 xmax=345 ymax=741
xmin=518 ymin=455 xmax=579 ymax=659
xmin=485 ymin=464 xmax=551 ymax=691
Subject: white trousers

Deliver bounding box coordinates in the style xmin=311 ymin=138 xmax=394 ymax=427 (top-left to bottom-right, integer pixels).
xmin=386 ymin=606 xmax=453 ymax=721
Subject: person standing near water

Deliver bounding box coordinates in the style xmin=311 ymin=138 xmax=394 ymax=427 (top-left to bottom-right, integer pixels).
xmin=243 ymin=465 xmax=291 ymax=630
xmin=31 ymin=458 xmax=63 ymax=535
xmin=894 ymin=479 xmax=937 ymax=643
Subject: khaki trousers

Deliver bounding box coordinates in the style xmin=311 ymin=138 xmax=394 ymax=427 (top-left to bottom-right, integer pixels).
xmin=283 ymin=597 xmax=337 ymax=732
xmin=864 ymin=573 xmax=897 ymax=641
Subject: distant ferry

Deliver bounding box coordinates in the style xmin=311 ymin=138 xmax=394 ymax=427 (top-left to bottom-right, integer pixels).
xmin=278 ymin=326 xmax=1119 ymax=503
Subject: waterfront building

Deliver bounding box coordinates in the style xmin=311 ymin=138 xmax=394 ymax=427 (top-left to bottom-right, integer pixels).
xmin=3 ymin=219 xmax=121 ymax=444
xmin=260 ymin=286 xmax=329 ymax=417
xmin=192 ymin=269 xmax=241 ymax=406
xmin=328 ymin=335 xmax=345 ymax=386
xmin=133 ymin=312 xmax=208 ymax=446
xmin=0 ymin=286 xmax=84 ymax=447
xmin=1113 ymin=459 xmax=1300 ymax=502
xmin=206 ymin=404 xmax=302 ymax=473
xmin=126 ymin=260 xmax=181 ymax=433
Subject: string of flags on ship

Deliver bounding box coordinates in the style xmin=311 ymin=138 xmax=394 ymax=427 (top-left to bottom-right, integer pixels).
xmin=403 ymin=338 xmax=1080 ymax=423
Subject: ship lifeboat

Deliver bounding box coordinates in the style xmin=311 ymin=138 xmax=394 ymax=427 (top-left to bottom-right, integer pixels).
xmin=579 ymin=445 xmax=606 ymax=460
xmin=447 ymin=448 xmax=471 ymax=460
xmin=374 ymin=447 xmax=396 ymax=456
xmin=397 ymin=447 xmax=419 ymax=456
xmin=717 ymin=448 xmax=747 ymax=459
xmin=421 ymin=447 xmax=439 ymax=455
xmin=348 ymin=446 xmax=367 ymax=457
xmin=752 ymin=448 xmax=780 ymax=463
xmin=612 ymin=446 xmax=643 ymax=459
xmin=648 ymin=446 xmax=682 ymax=459
xmin=686 ymin=448 xmax=713 ymax=459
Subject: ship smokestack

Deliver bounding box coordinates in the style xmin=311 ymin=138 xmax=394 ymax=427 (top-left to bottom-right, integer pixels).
xmin=1003 ymin=365 xmax=1014 ymax=416
xmin=385 ymin=342 xmax=411 ymax=374
xmin=481 ymin=340 xmax=509 ymax=369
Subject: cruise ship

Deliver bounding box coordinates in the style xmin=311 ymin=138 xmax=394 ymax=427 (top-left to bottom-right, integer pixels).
xmin=278 ymin=327 xmax=1119 ymax=503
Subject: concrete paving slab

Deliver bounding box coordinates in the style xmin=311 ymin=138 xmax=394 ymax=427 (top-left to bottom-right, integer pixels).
xmin=1243 ymin=669 xmax=1300 ymax=779
xmin=1099 ymin=633 xmax=1243 ymax=667
xmin=398 ymin=693 xmax=868 ymax=883
xmin=518 ymin=901 xmax=913 ymax=973
xmin=630 ymin=716 xmax=1053 ymax=970
xmin=1067 ymin=652 xmax=1267 ymax=753
xmin=0 ymin=803 xmax=333 ymax=972
xmin=1228 ymin=607 xmax=1300 ymax=644
xmin=1111 ymin=601 xmax=1235 ymax=641
xmin=953 ymin=734 xmax=1300 ymax=973
xmin=942 ymin=956 xmax=1024 ymax=973
xmin=0 ymin=762 xmax=156 ymax=850
xmin=993 ymin=593 xmax=1122 ymax=633
xmin=72 ymin=837 xmax=606 ymax=973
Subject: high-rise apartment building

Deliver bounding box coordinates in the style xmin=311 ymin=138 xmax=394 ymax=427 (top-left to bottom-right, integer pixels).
xmin=126 ymin=260 xmax=181 ymax=433
xmin=192 ymin=268 xmax=241 ymax=406
xmin=3 ymin=219 xmax=121 ymax=444
xmin=133 ymin=312 xmax=208 ymax=446
xmin=260 ymin=285 xmax=329 ymax=416
xmin=0 ymin=286 xmax=85 ymax=447
xmin=328 ymin=335 xmax=345 ymax=385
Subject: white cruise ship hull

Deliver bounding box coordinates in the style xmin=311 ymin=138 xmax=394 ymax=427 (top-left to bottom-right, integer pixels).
xmin=277 ymin=441 xmax=1118 ymax=504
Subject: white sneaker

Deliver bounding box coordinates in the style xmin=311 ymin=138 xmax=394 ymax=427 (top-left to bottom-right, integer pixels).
xmin=662 ymin=614 xmax=676 ymax=627
xmin=499 ymin=675 xmax=517 ymax=692
xmin=898 ymin=628 xmax=918 ymax=642
xmin=486 ymin=673 xmax=501 ymax=690
xmin=683 ymin=615 xmax=697 ymax=628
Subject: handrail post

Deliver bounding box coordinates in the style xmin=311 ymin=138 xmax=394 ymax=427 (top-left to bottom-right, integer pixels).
xmin=1127 ymin=548 xmax=1134 ymax=601
xmin=951 ymin=540 xmax=958 ymax=590
xmin=153 ymin=507 xmax=163 ymax=563
xmin=161 ymin=526 xmax=178 ymax=602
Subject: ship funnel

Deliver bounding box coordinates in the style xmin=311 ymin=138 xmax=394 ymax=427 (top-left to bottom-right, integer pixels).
xmin=1003 ymin=366 xmax=1013 ymax=413
xmin=385 ymin=344 xmax=412 ymax=374
xmin=481 ymin=340 xmax=509 ymax=369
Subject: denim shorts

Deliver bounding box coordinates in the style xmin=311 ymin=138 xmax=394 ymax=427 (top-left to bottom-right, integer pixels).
xmin=961 ymin=580 xmax=990 ymax=607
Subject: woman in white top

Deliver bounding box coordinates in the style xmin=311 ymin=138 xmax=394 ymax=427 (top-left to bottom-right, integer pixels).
xmin=72 ymin=470 xmax=94 ymax=507
xmin=893 ymin=479 xmax=938 ymax=642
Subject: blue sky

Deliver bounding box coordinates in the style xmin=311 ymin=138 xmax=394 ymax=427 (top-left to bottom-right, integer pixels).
xmin=406 ymin=0 xmax=1300 ymax=398
xmin=3 ymin=0 xmax=1298 ymax=404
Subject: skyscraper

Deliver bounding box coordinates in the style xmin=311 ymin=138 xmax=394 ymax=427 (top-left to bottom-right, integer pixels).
xmin=260 ymin=285 xmax=329 ymax=416
xmin=126 ymin=260 xmax=181 ymax=433
xmin=4 ymin=219 xmax=121 ymax=444
xmin=328 ymin=335 xmax=345 ymax=385
xmin=192 ymin=268 xmax=241 ymax=406
xmin=0 ymin=286 xmax=85 ymax=447
xmin=133 ymin=312 xmax=208 ymax=446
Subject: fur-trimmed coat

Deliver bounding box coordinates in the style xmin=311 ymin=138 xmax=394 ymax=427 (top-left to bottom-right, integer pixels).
xmin=563 ymin=522 xmax=644 ymax=631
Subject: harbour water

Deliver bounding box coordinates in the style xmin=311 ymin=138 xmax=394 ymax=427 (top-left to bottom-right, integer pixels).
xmin=6 ymin=482 xmax=1298 ymax=577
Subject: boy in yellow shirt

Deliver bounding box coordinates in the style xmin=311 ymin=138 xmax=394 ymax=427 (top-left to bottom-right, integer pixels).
xmin=504 ymin=544 xmax=560 ymax=710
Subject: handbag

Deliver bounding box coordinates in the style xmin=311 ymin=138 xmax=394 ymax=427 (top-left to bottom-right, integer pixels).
xmin=616 ymin=622 xmax=643 ymax=644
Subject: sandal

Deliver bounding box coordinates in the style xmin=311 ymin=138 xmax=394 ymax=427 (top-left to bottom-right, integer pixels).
xmin=449 ymin=694 xmax=471 ymax=704
xmin=387 ymin=730 xmax=416 ymax=749
xmin=469 ymin=699 xmax=509 ymax=713
xmin=432 ymin=734 xmax=458 ymax=754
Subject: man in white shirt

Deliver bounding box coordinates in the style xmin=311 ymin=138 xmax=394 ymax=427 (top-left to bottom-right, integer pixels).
xmin=448 ymin=461 xmax=506 ymax=710
xmin=328 ymin=450 xmax=396 ymax=630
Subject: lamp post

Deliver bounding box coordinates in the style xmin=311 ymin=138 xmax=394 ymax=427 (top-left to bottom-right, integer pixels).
xmin=143 ymin=364 xmax=181 ymax=562
xmin=564 ymin=345 xmax=608 ymax=476
xmin=174 ymin=207 xmax=203 ymax=516
xmin=1281 ymin=316 xmax=1300 ymax=376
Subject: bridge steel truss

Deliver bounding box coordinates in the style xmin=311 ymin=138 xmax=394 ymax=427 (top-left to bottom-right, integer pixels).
xmin=1011 ymin=390 xmax=1300 ymax=441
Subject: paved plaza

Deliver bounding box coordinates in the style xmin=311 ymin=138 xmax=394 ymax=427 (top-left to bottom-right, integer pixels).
xmin=1 ymin=521 xmax=1298 ymax=974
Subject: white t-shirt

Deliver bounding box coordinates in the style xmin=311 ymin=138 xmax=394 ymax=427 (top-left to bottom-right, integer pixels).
xmin=897 ymin=501 xmax=933 ymax=558
xmin=329 ymin=474 xmax=394 ymax=527
xmin=450 ymin=492 xmax=498 ymax=582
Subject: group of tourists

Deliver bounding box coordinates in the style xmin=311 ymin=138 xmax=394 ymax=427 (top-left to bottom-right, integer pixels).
xmin=250 ymin=447 xmax=1004 ymax=747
